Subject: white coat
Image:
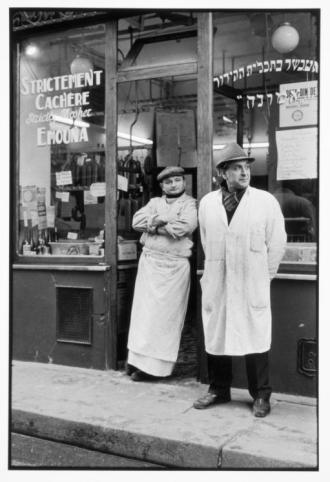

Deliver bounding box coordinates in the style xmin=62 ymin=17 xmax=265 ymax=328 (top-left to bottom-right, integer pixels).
xmin=199 ymin=186 xmax=286 ymax=356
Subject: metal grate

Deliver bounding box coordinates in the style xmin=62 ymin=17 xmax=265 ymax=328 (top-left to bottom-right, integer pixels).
xmin=56 ymin=287 xmax=93 ymax=345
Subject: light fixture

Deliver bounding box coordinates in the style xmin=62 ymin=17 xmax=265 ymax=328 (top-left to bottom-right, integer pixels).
xmin=213 ymin=142 xmax=269 ymax=151
xmin=271 ymin=22 xmax=299 ymax=54
xmin=25 ymin=43 xmax=40 ymax=57
xmin=70 ymin=54 xmax=94 ymax=75
xmin=52 ymin=114 xmax=90 ymax=129
xmin=222 ymin=115 xmax=234 ymax=124
xmin=117 ymin=132 xmax=153 ymax=145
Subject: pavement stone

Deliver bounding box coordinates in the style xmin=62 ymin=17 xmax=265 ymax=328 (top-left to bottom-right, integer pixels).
xmin=10 ymin=361 xmax=318 ymax=469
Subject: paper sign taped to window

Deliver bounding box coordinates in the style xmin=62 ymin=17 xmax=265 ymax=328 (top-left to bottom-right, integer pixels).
xmin=279 ymin=81 xmax=318 ymax=128
xmin=118 ymin=175 xmax=128 ymax=192
xmin=67 ymin=232 xmax=78 ymax=240
xmin=276 ymin=127 xmax=317 ymax=180
xmin=56 ymin=191 xmax=70 ymax=202
xmin=84 ymin=190 xmax=98 ymax=205
xmin=21 ymin=185 xmax=37 ymax=207
xmin=56 ymin=171 xmax=73 ymax=186
xmin=90 ymin=182 xmax=106 ymax=197
xmin=61 ymin=192 xmax=70 ymax=202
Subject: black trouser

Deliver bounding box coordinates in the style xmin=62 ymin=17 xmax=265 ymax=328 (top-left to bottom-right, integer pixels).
xmin=207 ymin=351 xmax=272 ymax=401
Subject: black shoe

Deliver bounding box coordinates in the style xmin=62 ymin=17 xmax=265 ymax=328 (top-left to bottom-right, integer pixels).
xmin=125 ymin=362 xmax=136 ymax=376
xmin=193 ymin=392 xmax=231 ymax=409
xmin=130 ymin=370 xmax=155 ymax=382
xmin=253 ymin=398 xmax=271 ymax=417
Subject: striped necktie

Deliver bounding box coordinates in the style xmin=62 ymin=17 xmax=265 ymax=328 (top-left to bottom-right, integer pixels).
xmin=222 ymin=191 xmax=239 ymax=212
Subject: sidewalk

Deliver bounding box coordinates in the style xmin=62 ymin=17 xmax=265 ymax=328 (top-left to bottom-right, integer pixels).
xmin=11 ymin=361 xmax=317 ymax=469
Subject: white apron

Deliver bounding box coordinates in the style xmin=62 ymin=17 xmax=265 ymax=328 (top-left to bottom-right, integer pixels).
xmin=199 ymin=187 xmax=286 ymax=356
xmin=127 ymin=248 xmax=190 ymax=375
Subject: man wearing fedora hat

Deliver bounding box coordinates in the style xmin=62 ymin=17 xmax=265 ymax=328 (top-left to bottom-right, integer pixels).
xmin=194 ymin=142 xmax=286 ymax=417
xmin=126 ymin=166 xmax=198 ymax=381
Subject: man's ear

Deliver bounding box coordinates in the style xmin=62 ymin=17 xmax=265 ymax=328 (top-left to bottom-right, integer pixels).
xmin=219 ymin=168 xmax=227 ymax=181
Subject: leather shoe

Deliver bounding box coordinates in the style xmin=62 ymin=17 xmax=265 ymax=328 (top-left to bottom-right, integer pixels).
xmin=131 ymin=370 xmax=154 ymax=382
xmin=253 ymin=398 xmax=271 ymax=417
xmin=193 ymin=392 xmax=231 ymax=409
xmin=125 ymin=362 xmax=135 ymax=376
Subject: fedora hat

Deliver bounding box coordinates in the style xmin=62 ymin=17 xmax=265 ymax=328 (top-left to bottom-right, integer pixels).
xmin=214 ymin=142 xmax=255 ymax=169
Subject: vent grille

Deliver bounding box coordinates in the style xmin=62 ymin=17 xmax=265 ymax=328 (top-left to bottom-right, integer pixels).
xmin=56 ymin=287 xmax=93 ymax=344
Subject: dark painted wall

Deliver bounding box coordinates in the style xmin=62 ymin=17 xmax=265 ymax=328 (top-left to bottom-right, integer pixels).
xmin=12 ymin=270 xmax=109 ymax=369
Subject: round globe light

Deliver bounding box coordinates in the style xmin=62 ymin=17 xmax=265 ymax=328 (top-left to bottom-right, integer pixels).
xmin=271 ymin=22 xmax=299 ymax=54
xmin=25 ymin=43 xmax=39 ymax=57
xmin=70 ymin=55 xmax=94 ymax=75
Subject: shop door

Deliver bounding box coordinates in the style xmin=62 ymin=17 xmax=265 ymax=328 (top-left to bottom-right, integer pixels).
xmin=115 ymin=75 xmax=199 ymax=377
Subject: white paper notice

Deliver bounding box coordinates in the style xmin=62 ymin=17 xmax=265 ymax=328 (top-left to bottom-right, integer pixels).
xmin=55 ymin=171 xmax=73 ymax=186
xmin=117 ymin=175 xmax=128 ymax=192
xmin=67 ymin=232 xmax=78 ymax=240
xmin=90 ymin=182 xmax=106 ymax=197
xmin=279 ymin=81 xmax=318 ymax=128
xmin=84 ymin=190 xmax=98 ymax=205
xmin=56 ymin=191 xmax=70 ymax=202
xmin=276 ymin=128 xmax=317 ymax=180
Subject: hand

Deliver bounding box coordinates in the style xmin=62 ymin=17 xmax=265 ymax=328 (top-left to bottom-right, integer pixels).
xmin=156 ymin=225 xmax=167 ymax=235
xmin=151 ymin=214 xmax=168 ymax=227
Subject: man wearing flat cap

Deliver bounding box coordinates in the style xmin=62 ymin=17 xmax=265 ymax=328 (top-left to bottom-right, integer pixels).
xmin=194 ymin=142 xmax=286 ymax=417
xmin=126 ymin=166 xmax=198 ymax=381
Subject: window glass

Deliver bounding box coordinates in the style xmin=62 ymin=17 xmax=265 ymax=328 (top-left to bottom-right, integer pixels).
xmin=116 ymin=76 xmax=197 ymax=261
xmin=118 ymin=13 xmax=197 ymax=69
xmin=212 ymin=10 xmax=318 ymax=255
xmin=18 ymin=25 xmax=106 ymax=257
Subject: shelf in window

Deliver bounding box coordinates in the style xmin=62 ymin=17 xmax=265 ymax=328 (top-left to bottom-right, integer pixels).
xmin=54 ymin=186 xmax=103 ymax=191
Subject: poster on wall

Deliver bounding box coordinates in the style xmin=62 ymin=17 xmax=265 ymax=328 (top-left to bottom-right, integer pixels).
xmin=279 ymin=81 xmax=318 ymax=128
xmin=276 ymin=127 xmax=317 ymax=180
xmin=156 ymin=110 xmax=197 ymax=168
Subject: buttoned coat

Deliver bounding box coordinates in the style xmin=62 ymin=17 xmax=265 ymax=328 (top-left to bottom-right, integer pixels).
xmin=199 ymin=186 xmax=286 ymax=356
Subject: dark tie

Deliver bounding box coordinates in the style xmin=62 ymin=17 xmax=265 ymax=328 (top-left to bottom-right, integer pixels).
xmin=222 ymin=191 xmax=239 ymax=212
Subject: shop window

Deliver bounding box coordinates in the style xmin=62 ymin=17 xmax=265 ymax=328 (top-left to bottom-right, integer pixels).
xmin=18 ymin=25 xmax=106 ymax=257
xmin=118 ymin=13 xmax=197 ymax=69
xmin=212 ymin=10 xmax=318 ymax=266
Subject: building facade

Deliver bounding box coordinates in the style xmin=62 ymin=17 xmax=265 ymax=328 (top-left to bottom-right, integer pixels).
xmin=10 ymin=9 xmax=319 ymax=396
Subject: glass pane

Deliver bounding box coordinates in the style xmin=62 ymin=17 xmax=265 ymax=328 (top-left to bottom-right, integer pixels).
xmin=18 ymin=24 xmax=106 ymax=257
xmin=117 ymin=75 xmax=197 ymax=251
xmin=118 ymin=13 xmax=197 ymax=69
xmin=213 ymin=10 xmax=319 ymax=250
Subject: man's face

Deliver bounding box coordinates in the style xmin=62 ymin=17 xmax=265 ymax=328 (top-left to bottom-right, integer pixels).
xmin=221 ymin=160 xmax=251 ymax=191
xmin=161 ymin=176 xmax=185 ymax=196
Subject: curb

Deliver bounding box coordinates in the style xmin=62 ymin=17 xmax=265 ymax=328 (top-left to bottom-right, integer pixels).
xmin=12 ymin=409 xmax=221 ymax=469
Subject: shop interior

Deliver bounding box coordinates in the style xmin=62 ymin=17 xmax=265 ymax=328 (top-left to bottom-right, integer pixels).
xmin=17 ymin=10 xmax=318 ymax=374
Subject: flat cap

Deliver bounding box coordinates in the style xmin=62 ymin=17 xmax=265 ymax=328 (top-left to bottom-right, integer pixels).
xmin=157 ymin=166 xmax=185 ymax=182
xmin=214 ymin=142 xmax=255 ymax=169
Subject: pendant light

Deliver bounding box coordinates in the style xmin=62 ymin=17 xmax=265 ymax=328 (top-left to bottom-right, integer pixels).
xmin=70 ymin=34 xmax=93 ymax=74
xmin=70 ymin=53 xmax=93 ymax=75
xmin=271 ymin=22 xmax=300 ymax=54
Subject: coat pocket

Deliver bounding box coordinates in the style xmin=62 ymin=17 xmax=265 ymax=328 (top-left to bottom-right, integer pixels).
xmin=250 ymin=232 xmax=264 ymax=252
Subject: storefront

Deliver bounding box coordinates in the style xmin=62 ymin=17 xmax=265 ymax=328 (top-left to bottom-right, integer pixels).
xmin=10 ymin=9 xmax=319 ymax=396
